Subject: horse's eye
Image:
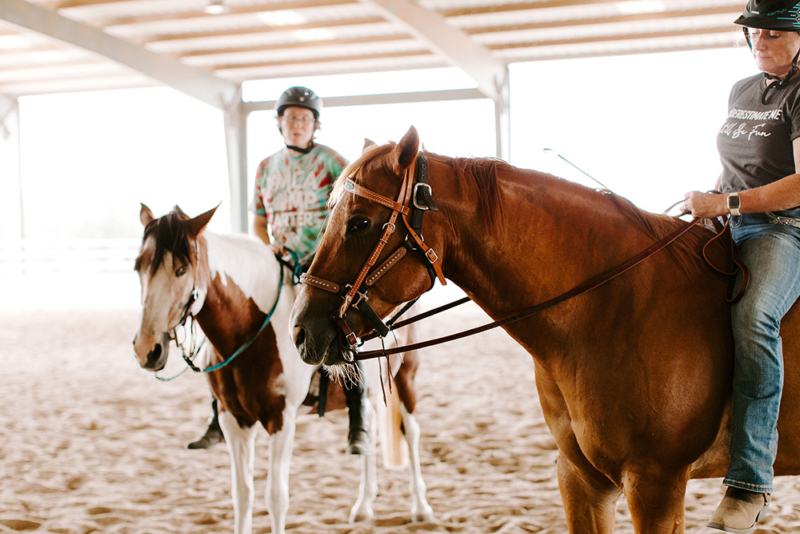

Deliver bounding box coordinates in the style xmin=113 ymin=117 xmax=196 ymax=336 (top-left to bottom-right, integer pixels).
xmin=347 ymin=218 xmax=370 ymax=234
xmin=175 ymin=265 xmax=186 ymax=277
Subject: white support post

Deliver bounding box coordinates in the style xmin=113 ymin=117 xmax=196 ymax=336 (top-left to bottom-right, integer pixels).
xmin=223 ymin=91 xmax=249 ymax=234
xmin=0 ymin=94 xmax=23 ymax=271
xmin=494 ymin=67 xmax=511 ymax=162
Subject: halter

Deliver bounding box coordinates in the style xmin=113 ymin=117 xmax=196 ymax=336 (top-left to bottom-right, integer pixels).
xmin=300 ymin=151 xmax=445 ymax=351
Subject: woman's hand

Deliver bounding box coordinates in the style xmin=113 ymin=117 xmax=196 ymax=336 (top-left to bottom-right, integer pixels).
xmin=269 ymin=243 xmax=286 ymax=256
xmin=684 ymin=191 xmax=728 ymax=218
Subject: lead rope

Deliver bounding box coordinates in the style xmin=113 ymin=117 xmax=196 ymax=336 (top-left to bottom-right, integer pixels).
xmin=155 ymin=262 xmax=285 ymax=381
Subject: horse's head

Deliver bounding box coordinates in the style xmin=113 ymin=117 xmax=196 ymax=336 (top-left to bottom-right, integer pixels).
xmin=291 ymin=126 xmax=446 ymax=367
xmin=132 ymin=204 xmax=217 ymax=371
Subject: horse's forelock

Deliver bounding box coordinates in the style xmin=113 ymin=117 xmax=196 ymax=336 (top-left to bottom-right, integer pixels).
xmin=136 ymin=210 xmax=194 ymax=277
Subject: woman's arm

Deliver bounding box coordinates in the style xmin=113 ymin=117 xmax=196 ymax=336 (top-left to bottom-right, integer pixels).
xmin=685 ymin=137 xmax=800 ymax=217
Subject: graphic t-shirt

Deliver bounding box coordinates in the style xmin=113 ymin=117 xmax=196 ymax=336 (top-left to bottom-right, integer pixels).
xmin=717 ymin=73 xmax=800 ymax=218
xmin=250 ymin=144 xmax=348 ymax=266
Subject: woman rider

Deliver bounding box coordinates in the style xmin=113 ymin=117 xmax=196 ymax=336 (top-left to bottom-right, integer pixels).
xmin=684 ymin=1 xmax=800 ymax=531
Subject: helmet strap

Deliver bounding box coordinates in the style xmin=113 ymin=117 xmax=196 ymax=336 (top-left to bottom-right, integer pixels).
xmin=285 ymin=141 xmax=315 ymax=154
xmin=761 ymin=48 xmax=800 ymax=104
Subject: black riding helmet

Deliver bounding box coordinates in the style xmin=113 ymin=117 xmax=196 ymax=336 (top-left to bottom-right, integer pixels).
xmin=275 ymin=86 xmax=322 ymax=154
xmin=275 ymin=86 xmax=322 ymax=119
xmin=735 ymin=0 xmax=800 ymax=102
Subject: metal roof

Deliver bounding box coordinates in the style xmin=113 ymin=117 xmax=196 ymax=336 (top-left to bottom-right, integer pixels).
xmin=1 ymin=0 xmax=747 ymax=102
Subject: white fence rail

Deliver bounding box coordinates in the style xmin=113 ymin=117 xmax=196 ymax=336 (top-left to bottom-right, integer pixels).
xmin=0 ymin=238 xmax=141 ymax=274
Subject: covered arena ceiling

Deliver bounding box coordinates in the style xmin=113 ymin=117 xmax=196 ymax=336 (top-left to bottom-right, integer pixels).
xmin=1 ymin=0 xmax=747 ymax=103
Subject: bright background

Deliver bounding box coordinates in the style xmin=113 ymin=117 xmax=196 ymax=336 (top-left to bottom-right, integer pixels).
xmin=0 ymin=47 xmax=761 ymax=307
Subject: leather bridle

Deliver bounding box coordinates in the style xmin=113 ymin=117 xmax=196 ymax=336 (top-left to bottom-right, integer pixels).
xmin=300 ymin=151 xmax=444 ymax=352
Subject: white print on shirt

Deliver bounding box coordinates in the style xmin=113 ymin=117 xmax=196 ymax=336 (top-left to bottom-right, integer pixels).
xmin=720 ymin=121 xmax=772 ymax=140
xmin=728 ymin=108 xmax=783 ymax=121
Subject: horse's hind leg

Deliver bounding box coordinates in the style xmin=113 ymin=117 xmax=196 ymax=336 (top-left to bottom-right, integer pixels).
xmin=393 ymin=348 xmax=434 ymax=522
xmin=399 ymin=403 xmax=435 ymax=522
xmin=624 ymin=467 xmax=689 ymax=534
xmin=558 ymin=454 xmax=621 ymax=533
xmin=219 ymin=411 xmax=258 ymax=534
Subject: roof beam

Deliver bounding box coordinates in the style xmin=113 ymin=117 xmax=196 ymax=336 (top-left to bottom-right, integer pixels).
xmin=358 ymin=0 xmax=507 ymax=101
xmin=0 ymin=0 xmax=239 ymax=110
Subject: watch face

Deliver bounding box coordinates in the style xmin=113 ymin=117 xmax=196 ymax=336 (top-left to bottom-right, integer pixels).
xmin=728 ymin=195 xmax=741 ymax=209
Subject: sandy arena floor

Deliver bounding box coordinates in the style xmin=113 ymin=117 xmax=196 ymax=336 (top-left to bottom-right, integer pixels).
xmin=1 ymin=274 xmax=800 ymax=533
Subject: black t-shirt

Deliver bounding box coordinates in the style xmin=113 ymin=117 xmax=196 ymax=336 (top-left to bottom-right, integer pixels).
xmin=718 ymin=72 xmax=800 ymax=217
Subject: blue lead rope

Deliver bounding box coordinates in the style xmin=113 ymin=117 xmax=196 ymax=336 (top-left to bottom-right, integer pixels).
xmin=155 ymin=263 xmax=285 ymax=381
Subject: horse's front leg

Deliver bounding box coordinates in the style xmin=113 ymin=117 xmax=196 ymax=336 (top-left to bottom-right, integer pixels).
xmin=265 ymin=412 xmax=297 ymax=534
xmin=623 ymin=465 xmax=690 ymax=534
xmin=399 ymin=404 xmax=434 ymax=522
xmin=558 ymin=454 xmax=621 ymax=533
xmin=349 ymin=402 xmax=378 ymax=523
xmin=219 ymin=411 xmax=258 ymax=534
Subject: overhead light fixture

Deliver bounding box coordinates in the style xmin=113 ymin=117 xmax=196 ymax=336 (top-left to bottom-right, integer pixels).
xmin=204 ymin=0 xmax=229 ymax=15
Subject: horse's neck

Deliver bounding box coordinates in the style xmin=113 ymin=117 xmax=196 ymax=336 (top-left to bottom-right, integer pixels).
xmin=195 ymin=232 xmax=288 ymax=342
xmin=440 ymin=167 xmax=651 ymax=318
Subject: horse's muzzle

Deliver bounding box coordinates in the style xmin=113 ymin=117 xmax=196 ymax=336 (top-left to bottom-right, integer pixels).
xmin=133 ymin=332 xmax=171 ymax=371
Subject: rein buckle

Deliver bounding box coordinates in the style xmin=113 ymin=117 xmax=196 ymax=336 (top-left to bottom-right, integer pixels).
xmin=413 ymin=183 xmax=433 ymax=210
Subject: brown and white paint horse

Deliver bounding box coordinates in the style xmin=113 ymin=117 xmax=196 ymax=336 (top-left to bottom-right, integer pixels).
xmin=291 ymin=126 xmax=800 ymax=533
xmin=132 ymin=204 xmax=433 ymax=534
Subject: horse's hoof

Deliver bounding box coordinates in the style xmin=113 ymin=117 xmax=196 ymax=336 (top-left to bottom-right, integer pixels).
xmin=411 ymin=505 xmax=435 ymax=523
xmin=348 ymin=507 xmax=374 ymax=523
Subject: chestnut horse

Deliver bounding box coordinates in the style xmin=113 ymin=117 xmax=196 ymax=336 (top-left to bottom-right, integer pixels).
xmin=290 ymin=126 xmax=800 ymax=533
xmin=132 ymin=204 xmax=433 ymax=534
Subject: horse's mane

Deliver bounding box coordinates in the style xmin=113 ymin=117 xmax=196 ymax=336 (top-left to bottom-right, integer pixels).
xmin=605 ymin=192 xmax=685 ymax=241
xmin=134 ymin=206 xmax=193 ymax=276
xmin=332 ymin=143 xmax=507 ymax=231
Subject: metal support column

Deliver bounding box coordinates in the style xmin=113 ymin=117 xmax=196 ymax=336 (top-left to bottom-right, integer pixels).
xmin=494 ymin=67 xmax=511 ymax=162
xmin=0 ymin=94 xmax=23 ymax=271
xmin=222 ymin=89 xmax=248 ymax=233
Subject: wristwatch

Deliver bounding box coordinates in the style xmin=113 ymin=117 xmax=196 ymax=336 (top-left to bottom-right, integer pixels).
xmin=727 ymin=192 xmax=741 ymax=216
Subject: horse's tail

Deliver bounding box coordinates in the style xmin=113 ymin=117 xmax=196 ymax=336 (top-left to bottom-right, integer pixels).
xmin=377 ymin=380 xmax=409 ymax=469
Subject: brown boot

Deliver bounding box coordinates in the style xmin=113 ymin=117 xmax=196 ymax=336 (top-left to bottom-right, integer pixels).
xmin=186 ymin=398 xmax=224 ymax=450
xmin=707 ymin=487 xmax=771 ymax=533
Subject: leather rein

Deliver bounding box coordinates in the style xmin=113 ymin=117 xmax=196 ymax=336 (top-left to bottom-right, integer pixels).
xmin=301 ymin=152 xmax=747 ymax=362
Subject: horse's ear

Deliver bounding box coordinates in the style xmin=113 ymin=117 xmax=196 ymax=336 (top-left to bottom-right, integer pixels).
xmin=363 ymin=138 xmax=377 ymax=153
xmin=183 ymin=204 xmax=220 ymax=239
xmin=140 ymin=204 xmax=155 ymax=227
xmin=392 ymin=126 xmax=419 ymax=175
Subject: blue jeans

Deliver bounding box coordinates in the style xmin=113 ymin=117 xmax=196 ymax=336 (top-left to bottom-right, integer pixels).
xmin=725 ymin=215 xmax=800 ymax=493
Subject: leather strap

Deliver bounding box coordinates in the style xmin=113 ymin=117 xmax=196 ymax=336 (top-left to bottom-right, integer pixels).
xmin=345 ymin=179 xmax=411 ymax=215
xmin=353 ymin=218 xmax=704 ymax=360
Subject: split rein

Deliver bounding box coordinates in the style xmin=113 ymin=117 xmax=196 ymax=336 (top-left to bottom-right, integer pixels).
xmin=155 ymin=260 xmax=288 ymax=382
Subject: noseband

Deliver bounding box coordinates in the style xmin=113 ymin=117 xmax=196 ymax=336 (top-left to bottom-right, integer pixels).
xmin=300 ymin=151 xmax=445 ymax=351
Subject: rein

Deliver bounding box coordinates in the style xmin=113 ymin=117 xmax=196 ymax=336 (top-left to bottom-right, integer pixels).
xmin=353 ymin=217 xmax=704 ymax=361
xmin=155 ymin=262 xmax=285 ymax=381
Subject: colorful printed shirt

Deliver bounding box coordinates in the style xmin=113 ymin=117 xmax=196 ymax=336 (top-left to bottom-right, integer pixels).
xmin=250 ymin=144 xmax=348 ymax=266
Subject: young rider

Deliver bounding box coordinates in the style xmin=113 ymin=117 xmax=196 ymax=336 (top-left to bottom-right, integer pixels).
xmin=188 ymin=87 xmax=371 ymax=455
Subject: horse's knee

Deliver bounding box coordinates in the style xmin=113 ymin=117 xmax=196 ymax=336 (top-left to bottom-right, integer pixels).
xmin=557 ymin=455 xmax=620 ymax=533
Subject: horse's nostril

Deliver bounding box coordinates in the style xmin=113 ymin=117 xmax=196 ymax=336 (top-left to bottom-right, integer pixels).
xmin=148 ymin=343 xmax=162 ymax=366
xmin=293 ymin=325 xmax=305 ymax=348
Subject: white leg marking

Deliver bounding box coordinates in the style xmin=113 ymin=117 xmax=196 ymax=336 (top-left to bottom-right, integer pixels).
xmin=349 ymin=402 xmax=378 ymax=523
xmin=219 ymin=411 xmax=258 ymax=534
xmin=401 ymin=405 xmax=435 ymax=522
xmin=266 ymin=412 xmax=297 ymax=534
